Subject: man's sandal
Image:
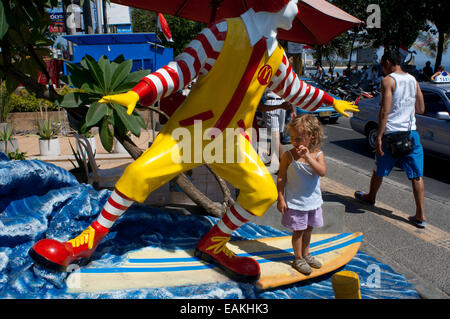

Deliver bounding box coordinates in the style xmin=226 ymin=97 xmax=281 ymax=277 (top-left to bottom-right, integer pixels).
xmin=354 ymin=191 xmax=375 ymax=206
xmin=408 ymin=216 xmax=426 ymax=229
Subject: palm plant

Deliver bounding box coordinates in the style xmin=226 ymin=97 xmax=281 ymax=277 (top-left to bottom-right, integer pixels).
xmin=37 ymin=118 xmax=58 ymax=140
xmin=0 ymin=124 xmax=17 ymax=154
xmin=58 ymin=54 xmax=149 ymax=152
xmin=36 ymin=101 xmax=58 ymax=139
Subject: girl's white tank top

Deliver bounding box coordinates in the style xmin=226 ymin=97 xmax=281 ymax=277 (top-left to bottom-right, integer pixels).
xmin=285 ymin=150 xmax=323 ymax=211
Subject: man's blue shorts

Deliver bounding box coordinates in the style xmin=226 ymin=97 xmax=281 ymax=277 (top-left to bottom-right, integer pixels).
xmin=375 ymin=130 xmax=423 ymax=179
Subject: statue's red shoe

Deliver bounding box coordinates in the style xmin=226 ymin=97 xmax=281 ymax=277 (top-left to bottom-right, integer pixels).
xmin=195 ymin=225 xmax=260 ymax=282
xmin=30 ymin=221 xmax=108 ymax=270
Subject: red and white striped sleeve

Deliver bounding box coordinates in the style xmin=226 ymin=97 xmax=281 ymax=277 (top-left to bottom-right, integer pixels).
xmin=268 ymin=51 xmax=334 ymax=111
xmin=132 ymin=20 xmax=227 ymax=105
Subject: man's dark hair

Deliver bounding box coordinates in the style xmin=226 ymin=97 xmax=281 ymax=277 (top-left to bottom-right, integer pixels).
xmin=381 ymin=50 xmax=401 ymax=66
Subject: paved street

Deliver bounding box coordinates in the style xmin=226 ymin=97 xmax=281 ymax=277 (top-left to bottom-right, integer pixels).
xmin=315 ymin=116 xmax=450 ymax=298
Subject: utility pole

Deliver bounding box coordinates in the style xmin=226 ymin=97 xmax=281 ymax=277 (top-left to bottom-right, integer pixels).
xmin=83 ymin=0 xmax=94 ymax=34
xmin=102 ymin=0 xmax=109 ymax=33
xmin=95 ymin=0 xmax=103 ymax=34
xmin=62 ymin=3 xmax=75 ymax=59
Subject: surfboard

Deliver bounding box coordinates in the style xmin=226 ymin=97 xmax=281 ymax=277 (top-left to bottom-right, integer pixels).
xmin=66 ymin=232 xmax=363 ymax=293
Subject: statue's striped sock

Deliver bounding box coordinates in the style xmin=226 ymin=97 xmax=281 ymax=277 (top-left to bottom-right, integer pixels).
xmin=216 ymin=203 xmax=255 ymax=235
xmin=96 ymin=189 xmax=133 ymax=229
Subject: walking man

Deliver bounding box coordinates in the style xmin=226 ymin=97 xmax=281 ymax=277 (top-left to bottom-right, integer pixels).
xmin=354 ymin=50 xmax=426 ymax=228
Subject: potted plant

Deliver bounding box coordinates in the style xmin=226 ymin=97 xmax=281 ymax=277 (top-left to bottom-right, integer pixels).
xmin=113 ymin=132 xmax=130 ymax=154
xmin=0 ymin=125 xmax=18 ymax=154
xmin=76 ymin=125 xmax=97 ymax=158
xmin=37 ymin=105 xmax=60 ymax=156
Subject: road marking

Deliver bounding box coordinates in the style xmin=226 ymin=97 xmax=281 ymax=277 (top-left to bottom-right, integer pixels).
xmin=321 ymin=176 xmax=450 ymax=252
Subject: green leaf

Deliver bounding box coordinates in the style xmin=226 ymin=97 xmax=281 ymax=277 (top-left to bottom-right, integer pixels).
xmin=0 ymin=2 xmax=10 ymax=40
xmin=98 ymin=55 xmax=112 ymax=92
xmin=112 ymin=111 xmax=128 ymax=137
xmin=130 ymin=111 xmax=147 ymax=129
xmin=85 ymin=102 xmax=108 ymax=127
xmin=110 ymin=59 xmax=132 ymax=91
xmin=110 ymin=102 xmax=141 ymax=137
xmin=126 ymin=69 xmax=151 ymax=84
xmin=114 ymin=69 xmax=151 ymax=92
xmin=83 ymin=55 xmax=105 ymax=91
xmin=80 ymin=82 xmax=103 ymax=94
xmin=66 ymin=62 xmax=93 ymax=88
xmin=5 ymin=77 xmax=19 ymax=95
xmin=58 ymin=92 xmax=91 ymax=109
xmin=99 ymin=118 xmax=114 ymax=152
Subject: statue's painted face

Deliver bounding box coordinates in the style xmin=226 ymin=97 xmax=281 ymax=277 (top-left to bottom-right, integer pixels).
xmin=277 ymin=0 xmax=298 ymax=30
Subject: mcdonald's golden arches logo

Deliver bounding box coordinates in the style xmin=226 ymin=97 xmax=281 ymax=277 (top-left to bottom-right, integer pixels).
xmin=257 ymin=65 xmax=273 ymax=85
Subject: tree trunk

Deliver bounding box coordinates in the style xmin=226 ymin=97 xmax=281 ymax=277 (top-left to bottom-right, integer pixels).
xmin=117 ymin=125 xmax=227 ymax=218
xmin=83 ymin=0 xmax=94 ymax=34
xmin=205 ymin=164 xmax=235 ymax=208
xmin=434 ymin=29 xmax=445 ymax=72
xmin=102 ymin=0 xmax=109 ymax=34
xmin=347 ymin=31 xmax=357 ymax=67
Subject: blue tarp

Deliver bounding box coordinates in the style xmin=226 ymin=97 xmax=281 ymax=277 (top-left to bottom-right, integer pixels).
xmin=64 ymin=33 xmax=161 ymax=45
xmin=0 ymin=154 xmax=418 ymax=299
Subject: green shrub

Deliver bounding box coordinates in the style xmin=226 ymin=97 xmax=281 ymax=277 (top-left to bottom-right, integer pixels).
xmin=8 ymin=150 xmax=26 ymax=160
xmin=9 ymin=89 xmax=58 ymax=112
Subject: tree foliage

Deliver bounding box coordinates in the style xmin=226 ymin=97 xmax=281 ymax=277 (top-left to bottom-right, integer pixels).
xmin=333 ymin=0 xmax=428 ymax=51
xmin=131 ymin=8 xmax=205 ymax=56
xmin=0 ymin=0 xmax=62 ymax=100
xmin=312 ymin=33 xmax=353 ymax=74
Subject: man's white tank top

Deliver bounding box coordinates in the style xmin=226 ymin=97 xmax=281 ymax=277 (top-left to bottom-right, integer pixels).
xmin=385 ymin=72 xmax=417 ymax=133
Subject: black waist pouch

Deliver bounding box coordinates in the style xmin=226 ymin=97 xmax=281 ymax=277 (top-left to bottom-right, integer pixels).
xmin=384 ymin=131 xmax=413 ymax=158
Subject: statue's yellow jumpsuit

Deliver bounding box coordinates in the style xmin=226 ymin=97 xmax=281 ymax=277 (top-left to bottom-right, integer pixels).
xmin=116 ymin=18 xmax=283 ymax=217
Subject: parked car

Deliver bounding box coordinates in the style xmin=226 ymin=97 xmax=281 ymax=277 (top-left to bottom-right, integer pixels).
xmin=350 ymin=82 xmax=450 ymax=160
xmin=296 ymin=104 xmax=341 ymax=123
xmin=296 ymin=78 xmax=341 ymax=123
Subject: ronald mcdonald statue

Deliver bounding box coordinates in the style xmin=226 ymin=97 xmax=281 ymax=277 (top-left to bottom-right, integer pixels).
xmin=31 ymin=0 xmax=358 ymax=282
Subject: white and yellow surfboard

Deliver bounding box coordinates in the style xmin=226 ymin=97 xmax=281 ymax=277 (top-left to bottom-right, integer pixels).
xmin=66 ymin=232 xmax=363 ymax=293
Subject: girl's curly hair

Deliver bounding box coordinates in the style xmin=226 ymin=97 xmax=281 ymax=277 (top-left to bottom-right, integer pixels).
xmin=288 ymin=114 xmax=324 ymax=151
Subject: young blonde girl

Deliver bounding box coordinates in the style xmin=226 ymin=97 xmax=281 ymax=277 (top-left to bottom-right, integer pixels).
xmin=277 ymin=114 xmax=326 ymax=275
